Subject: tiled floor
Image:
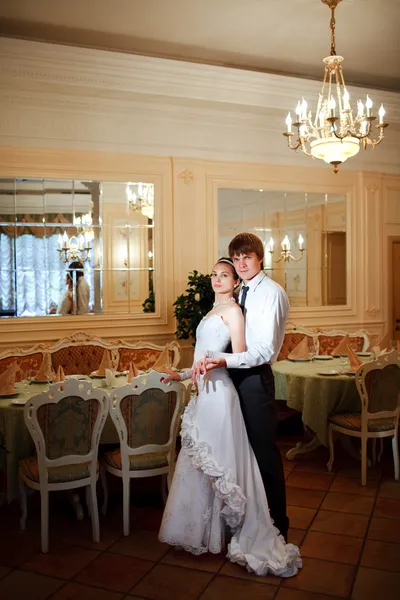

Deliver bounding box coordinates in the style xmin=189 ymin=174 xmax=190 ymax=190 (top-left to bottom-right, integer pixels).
xmin=0 ymin=434 xmax=399 ymax=600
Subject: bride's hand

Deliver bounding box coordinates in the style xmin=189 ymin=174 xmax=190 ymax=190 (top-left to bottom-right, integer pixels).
xmin=191 ymin=357 xmax=207 ymax=382
xmin=161 ymin=370 xmax=181 ymax=383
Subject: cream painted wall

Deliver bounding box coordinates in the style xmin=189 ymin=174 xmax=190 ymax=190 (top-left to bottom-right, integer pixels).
xmin=0 ymin=39 xmax=400 ymax=366
xmin=0 ymin=148 xmax=399 ymax=367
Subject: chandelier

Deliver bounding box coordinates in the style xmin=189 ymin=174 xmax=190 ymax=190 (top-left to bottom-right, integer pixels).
xmin=126 ymin=182 xmax=154 ymax=220
xmin=283 ymin=0 xmax=388 ymax=174
xmin=57 ymin=231 xmax=91 ymax=263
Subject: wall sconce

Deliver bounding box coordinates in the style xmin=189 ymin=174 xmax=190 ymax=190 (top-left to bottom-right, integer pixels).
xmin=268 ymin=234 xmax=304 ymax=263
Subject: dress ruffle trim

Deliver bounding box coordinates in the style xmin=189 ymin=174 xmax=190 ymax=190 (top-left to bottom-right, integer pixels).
xmin=228 ymin=537 xmax=302 ymax=578
xmin=180 ymin=400 xmax=247 ymax=530
xmin=179 ymin=399 xmax=302 ymax=578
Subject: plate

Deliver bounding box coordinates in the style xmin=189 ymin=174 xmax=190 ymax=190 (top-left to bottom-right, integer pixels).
xmin=343 ymin=370 xmax=356 ymax=376
xmin=315 ymin=355 xmax=333 ymax=360
xmin=0 ymin=391 xmax=19 ymax=398
xmin=31 ymin=379 xmax=52 ymax=384
xmin=357 ymin=352 xmax=372 ymax=357
xmin=288 ymin=358 xmax=310 ymax=363
xmin=11 ymin=397 xmax=28 ymax=405
xmin=90 ymin=373 xmax=106 ymax=378
xmin=317 ymin=369 xmax=340 ymax=376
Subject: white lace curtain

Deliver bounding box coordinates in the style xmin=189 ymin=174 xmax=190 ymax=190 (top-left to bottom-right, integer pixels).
xmin=0 ymin=233 xmax=94 ymax=316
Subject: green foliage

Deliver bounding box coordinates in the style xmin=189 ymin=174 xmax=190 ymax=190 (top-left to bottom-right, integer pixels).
xmin=173 ymin=270 xmax=214 ymax=342
xmin=142 ymin=289 xmax=155 ymax=313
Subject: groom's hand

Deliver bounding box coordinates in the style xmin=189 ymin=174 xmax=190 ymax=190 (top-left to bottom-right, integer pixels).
xmin=204 ymin=357 xmax=227 ymax=372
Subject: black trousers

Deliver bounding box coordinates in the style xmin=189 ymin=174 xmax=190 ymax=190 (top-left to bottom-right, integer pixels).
xmin=229 ymin=364 xmax=289 ymax=539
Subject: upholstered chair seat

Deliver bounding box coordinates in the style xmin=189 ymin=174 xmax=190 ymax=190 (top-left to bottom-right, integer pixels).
xmin=20 ymin=456 xmax=99 ymax=484
xmin=103 ymin=448 xmax=169 ymax=471
xmin=329 ymin=413 xmax=396 ymax=432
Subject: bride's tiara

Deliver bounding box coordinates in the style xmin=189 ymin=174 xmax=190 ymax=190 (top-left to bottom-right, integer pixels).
xmin=217 ymin=257 xmax=234 ymax=268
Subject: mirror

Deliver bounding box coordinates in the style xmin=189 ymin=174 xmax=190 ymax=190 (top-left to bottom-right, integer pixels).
xmin=218 ymin=189 xmax=347 ymax=306
xmin=0 ymin=178 xmax=155 ymax=317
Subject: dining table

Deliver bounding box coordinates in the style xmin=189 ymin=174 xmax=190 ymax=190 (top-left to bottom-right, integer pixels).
xmin=272 ymin=356 xmax=367 ymax=460
xmin=0 ymin=372 xmax=193 ymax=506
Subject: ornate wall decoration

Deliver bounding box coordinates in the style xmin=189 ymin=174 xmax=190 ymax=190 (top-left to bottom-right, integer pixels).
xmin=178 ymin=169 xmax=195 ymax=185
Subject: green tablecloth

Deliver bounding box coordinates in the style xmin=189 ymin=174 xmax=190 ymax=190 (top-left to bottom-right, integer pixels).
xmin=272 ymin=358 xmax=362 ymax=446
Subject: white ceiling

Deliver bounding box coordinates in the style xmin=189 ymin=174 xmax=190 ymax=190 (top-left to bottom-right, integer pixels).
xmin=1 ymin=0 xmax=399 ymax=92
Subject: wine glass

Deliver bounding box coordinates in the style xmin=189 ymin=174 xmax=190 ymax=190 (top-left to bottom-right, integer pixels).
xmin=308 ymin=344 xmax=316 ymax=362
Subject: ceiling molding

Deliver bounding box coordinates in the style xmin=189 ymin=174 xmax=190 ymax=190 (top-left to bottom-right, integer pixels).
xmin=0 ymin=38 xmax=399 ymax=173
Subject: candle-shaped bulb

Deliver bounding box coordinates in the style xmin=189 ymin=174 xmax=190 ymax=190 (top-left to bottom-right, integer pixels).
xmin=295 ymin=100 xmax=302 ymax=119
xmin=281 ymin=235 xmax=290 ymax=251
xmin=328 ymin=96 xmax=336 ymax=116
xmin=343 ymin=88 xmax=350 ymax=110
xmin=301 ymin=98 xmax=307 ymax=120
xmin=298 ymin=234 xmax=304 ymax=250
xmin=319 ymin=110 xmax=325 ymax=129
xmin=366 ymin=95 xmax=373 ymax=116
xmin=378 ymin=104 xmax=385 ymax=124
xmin=63 ymin=231 xmax=69 ymax=248
xmin=268 ymin=237 xmax=274 ymax=252
xmin=299 ymin=124 xmax=307 ymax=138
xmin=285 ymin=112 xmax=292 ymax=133
xmin=357 ymin=100 xmax=364 ymax=117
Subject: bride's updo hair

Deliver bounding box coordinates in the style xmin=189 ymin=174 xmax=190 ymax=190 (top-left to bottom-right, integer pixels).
xmin=216 ymin=257 xmax=240 ymax=282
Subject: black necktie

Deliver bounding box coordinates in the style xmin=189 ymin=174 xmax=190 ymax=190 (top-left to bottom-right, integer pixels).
xmin=239 ymin=286 xmax=249 ymax=312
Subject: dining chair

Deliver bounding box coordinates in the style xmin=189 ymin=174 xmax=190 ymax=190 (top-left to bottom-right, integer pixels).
xmin=101 ymin=370 xmax=186 ymax=536
xmin=327 ymin=350 xmax=400 ymax=486
xmin=18 ymin=379 xmax=108 ymax=553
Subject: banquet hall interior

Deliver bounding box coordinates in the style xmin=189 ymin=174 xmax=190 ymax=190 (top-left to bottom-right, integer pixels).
xmin=0 ymin=1 xmax=400 ymax=599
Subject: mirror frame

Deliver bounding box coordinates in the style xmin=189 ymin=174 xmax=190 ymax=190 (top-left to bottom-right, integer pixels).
xmin=210 ymin=177 xmax=357 ymax=319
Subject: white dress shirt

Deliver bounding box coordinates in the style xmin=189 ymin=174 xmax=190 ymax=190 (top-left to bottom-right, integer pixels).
xmin=214 ymin=271 xmax=289 ymax=369
xmin=77 ymin=277 xmax=90 ymax=314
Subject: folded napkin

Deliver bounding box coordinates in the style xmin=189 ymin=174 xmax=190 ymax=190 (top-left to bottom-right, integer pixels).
xmin=0 ymin=362 xmax=17 ymax=395
xmin=35 ymin=353 xmax=55 ymax=382
xmin=95 ymin=349 xmax=113 ymax=377
xmin=54 ymin=365 xmax=66 ymax=383
xmin=332 ymin=335 xmax=349 ymax=357
xmin=346 ymin=344 xmax=363 ymax=373
xmin=288 ymin=336 xmax=310 ymax=360
xmin=105 ymin=368 xmax=117 ymax=388
xmin=377 ymin=333 xmax=391 ymax=352
xmin=127 ymin=361 xmax=139 ymax=383
xmin=152 ymin=346 xmax=173 ymax=372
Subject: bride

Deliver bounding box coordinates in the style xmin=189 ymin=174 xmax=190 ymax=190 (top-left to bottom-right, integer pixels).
xmin=159 ymin=257 xmax=301 ymax=577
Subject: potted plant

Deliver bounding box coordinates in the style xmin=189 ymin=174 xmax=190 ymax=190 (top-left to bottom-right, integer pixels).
xmin=173 ymin=270 xmax=213 ymax=343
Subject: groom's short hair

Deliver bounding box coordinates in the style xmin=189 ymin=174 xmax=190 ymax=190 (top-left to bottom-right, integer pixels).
xmin=228 ymin=233 xmax=264 ymax=260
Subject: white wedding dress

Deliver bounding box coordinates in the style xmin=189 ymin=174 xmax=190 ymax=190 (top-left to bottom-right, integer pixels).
xmin=159 ymin=314 xmax=301 ymax=577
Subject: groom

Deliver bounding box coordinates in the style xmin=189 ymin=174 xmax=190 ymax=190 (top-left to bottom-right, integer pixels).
xmin=203 ymin=232 xmax=290 ymax=540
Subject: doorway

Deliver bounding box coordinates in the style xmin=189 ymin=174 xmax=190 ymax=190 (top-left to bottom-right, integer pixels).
xmin=392 ymin=240 xmax=400 ymax=342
